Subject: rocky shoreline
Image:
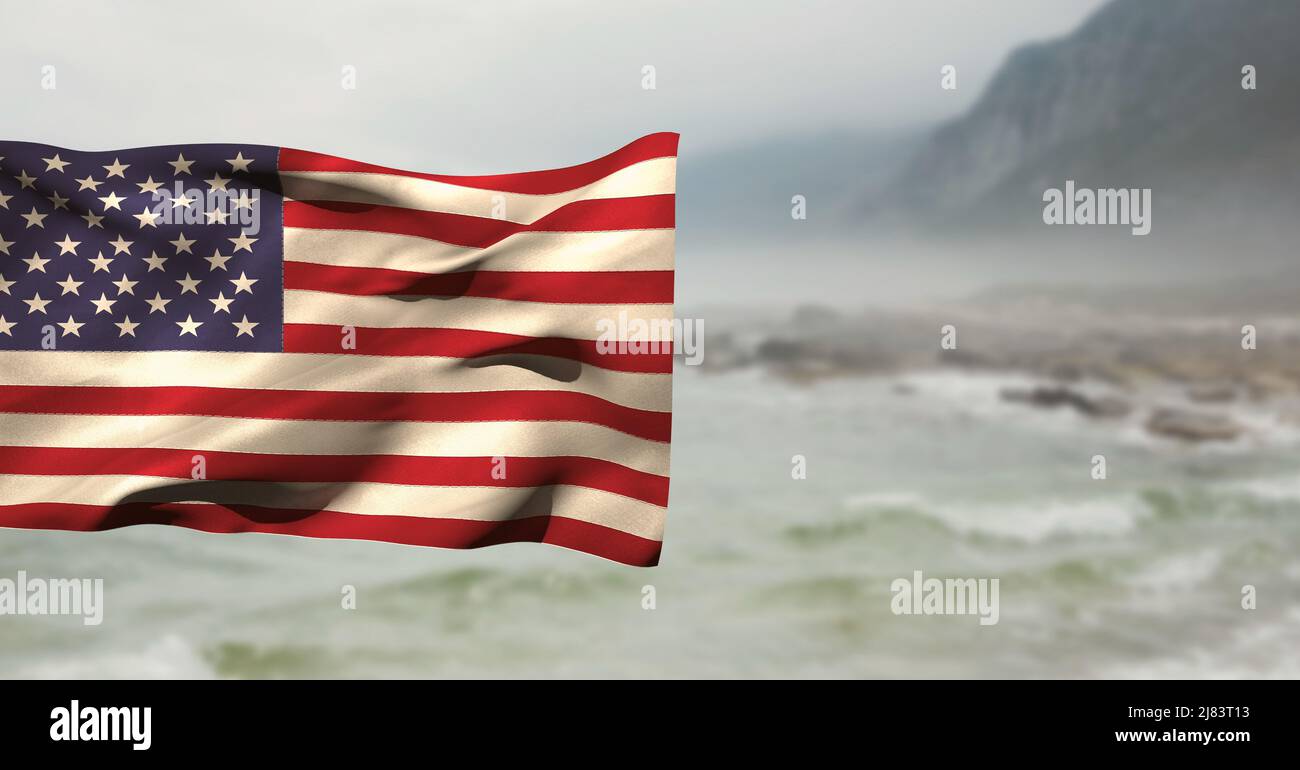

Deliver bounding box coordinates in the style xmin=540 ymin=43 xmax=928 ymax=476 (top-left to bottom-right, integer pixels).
xmin=689 ymin=301 xmax=1300 ymax=443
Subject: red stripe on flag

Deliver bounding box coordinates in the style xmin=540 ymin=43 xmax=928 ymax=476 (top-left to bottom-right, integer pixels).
xmin=0 ymin=447 xmax=669 ymax=507
xmin=284 ymin=262 xmax=674 ymax=304
xmin=284 ymin=195 xmax=674 ymax=248
xmin=0 ymin=502 xmax=662 ymax=567
xmin=279 ymin=132 xmax=679 ymax=195
xmin=0 ymin=386 xmax=670 ymax=442
xmin=283 ymin=324 xmax=674 ymax=373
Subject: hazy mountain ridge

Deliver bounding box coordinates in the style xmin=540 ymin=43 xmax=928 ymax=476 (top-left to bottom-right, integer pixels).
xmin=880 ymin=0 xmax=1300 ymax=236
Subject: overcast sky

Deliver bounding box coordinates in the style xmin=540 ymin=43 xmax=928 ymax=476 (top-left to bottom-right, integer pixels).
xmin=2 ymin=0 xmax=1108 ymax=170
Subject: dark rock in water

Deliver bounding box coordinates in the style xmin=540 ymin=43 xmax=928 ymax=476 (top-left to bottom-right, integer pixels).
xmin=1082 ymin=396 xmax=1132 ymax=419
xmin=1187 ymin=382 xmax=1237 ymax=403
xmin=756 ymin=338 xmax=812 ymax=363
xmin=1000 ymin=385 xmax=1131 ymax=418
xmin=829 ymin=347 xmax=895 ymax=371
xmin=1001 ymin=386 xmax=1064 ymax=408
xmin=1245 ymin=373 xmax=1295 ymax=401
xmin=1145 ymin=408 xmax=1243 ymax=442
xmin=752 ymin=331 xmax=903 ymax=379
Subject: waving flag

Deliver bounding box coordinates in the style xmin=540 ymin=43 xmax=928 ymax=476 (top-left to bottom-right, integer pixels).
xmin=0 ymin=134 xmax=676 ymax=566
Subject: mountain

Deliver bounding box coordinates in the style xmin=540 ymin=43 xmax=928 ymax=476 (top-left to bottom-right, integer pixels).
xmin=877 ymin=0 xmax=1300 ymax=240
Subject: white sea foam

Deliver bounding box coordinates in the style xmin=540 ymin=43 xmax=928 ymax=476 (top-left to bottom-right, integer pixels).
xmin=1098 ymin=607 xmax=1300 ymax=680
xmin=1127 ymin=549 xmax=1221 ymax=591
xmin=1223 ymin=475 xmax=1300 ymax=502
xmin=16 ymin=634 xmax=216 ymax=680
xmin=845 ymin=491 xmax=1149 ymax=542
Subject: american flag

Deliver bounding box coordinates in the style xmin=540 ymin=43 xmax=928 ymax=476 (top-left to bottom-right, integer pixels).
xmin=0 ymin=134 xmax=676 ymax=566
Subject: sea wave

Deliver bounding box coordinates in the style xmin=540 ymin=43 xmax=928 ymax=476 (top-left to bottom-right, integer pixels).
xmin=1096 ymin=607 xmax=1300 ymax=679
xmin=16 ymin=634 xmax=216 ymax=680
xmin=842 ymin=491 xmax=1150 ymax=543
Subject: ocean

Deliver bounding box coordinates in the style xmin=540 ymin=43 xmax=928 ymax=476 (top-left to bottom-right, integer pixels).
xmin=2 ymin=366 xmax=1298 ymax=678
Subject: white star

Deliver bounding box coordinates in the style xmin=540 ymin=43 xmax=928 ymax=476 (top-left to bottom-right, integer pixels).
xmin=23 ymin=252 xmax=50 ymax=273
xmin=170 ymin=232 xmax=196 ymax=254
xmin=206 ymin=172 xmax=230 ymax=192
xmin=47 ymin=191 xmax=70 ymax=210
xmin=21 ymin=208 xmax=48 ymax=228
xmin=102 ymin=158 xmax=130 ymax=178
xmin=232 ymin=191 xmax=257 ymax=211
xmin=81 ymin=211 xmax=105 ymax=229
xmin=87 ymin=292 xmax=116 ymax=315
xmin=171 ymin=193 xmax=194 ymax=208
xmin=205 ymin=250 xmax=232 ymax=271
xmin=230 ymin=272 xmax=258 ymax=294
xmin=142 ymin=251 xmax=168 ymax=272
xmin=87 ymin=252 xmax=114 ymax=273
xmin=145 ymin=292 xmax=172 ymax=314
xmin=98 ymin=191 xmax=127 ymax=211
xmin=41 ymin=154 xmax=70 ymax=173
xmin=15 ymin=170 xmax=37 ymax=189
xmin=112 ymin=274 xmax=138 ymax=295
xmin=0 ymin=316 xmax=14 ymax=336
xmin=89 ymin=293 xmax=116 ymax=315
xmin=232 ymin=315 xmax=259 ymax=338
xmin=108 ymin=236 xmax=133 ymax=255
xmin=115 ymin=316 xmax=140 ymax=337
xmin=56 ymin=275 xmax=83 ymax=296
xmin=57 ymin=315 xmax=85 ymax=337
xmin=0 ymin=236 xmax=12 ymax=255
xmin=176 ymin=273 xmax=201 ymax=294
xmin=168 ymin=153 xmax=195 ymax=175
xmin=75 ymin=175 xmax=102 ymax=191
xmin=134 ymin=207 xmax=162 ymax=228
xmin=209 ymin=292 xmax=235 ymax=313
xmin=176 ymin=315 xmax=203 ymax=337
xmin=226 ymin=152 xmax=254 ymax=172
xmin=23 ymin=292 xmax=51 ymax=314
xmin=0 ymin=273 xmax=13 ymax=294
xmin=0 ymin=191 xmax=11 ymax=209
xmin=136 ymin=176 xmax=164 ymax=194
xmin=55 ymin=235 xmax=81 ymax=255
xmin=229 ymin=231 xmax=257 ymax=253
xmin=205 ymin=208 xmax=229 ymax=224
